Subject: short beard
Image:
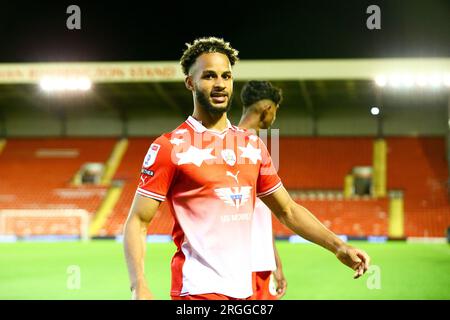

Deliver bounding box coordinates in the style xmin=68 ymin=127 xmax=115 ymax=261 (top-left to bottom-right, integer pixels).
xmin=196 ymin=90 xmax=233 ymax=115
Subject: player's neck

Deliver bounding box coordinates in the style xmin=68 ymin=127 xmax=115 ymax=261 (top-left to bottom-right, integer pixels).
xmin=191 ymin=107 xmax=229 ymax=132
xmin=238 ymin=113 xmax=260 ymax=134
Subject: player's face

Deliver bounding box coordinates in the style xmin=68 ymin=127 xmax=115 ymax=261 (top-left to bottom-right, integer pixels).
xmin=188 ymin=52 xmax=233 ymax=114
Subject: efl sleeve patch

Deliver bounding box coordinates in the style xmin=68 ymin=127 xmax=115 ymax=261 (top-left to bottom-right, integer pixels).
xmin=143 ymin=143 xmax=161 ymax=168
xmin=137 ymin=136 xmax=177 ymax=201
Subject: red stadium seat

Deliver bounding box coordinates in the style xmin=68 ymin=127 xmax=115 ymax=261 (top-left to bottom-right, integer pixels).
xmin=98 ymin=137 xmax=175 ymax=236
xmin=386 ymin=137 xmax=450 ymax=237
xmin=0 ymin=138 xmax=116 ymax=215
xmin=3 ymin=136 xmax=448 ymax=238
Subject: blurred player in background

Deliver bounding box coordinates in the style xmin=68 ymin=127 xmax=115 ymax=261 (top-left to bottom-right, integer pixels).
xmin=239 ymin=80 xmax=286 ymax=299
xmin=123 ymin=37 xmax=370 ymax=300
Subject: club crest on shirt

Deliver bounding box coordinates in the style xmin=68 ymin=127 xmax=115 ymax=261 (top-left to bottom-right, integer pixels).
xmin=143 ymin=143 xmax=160 ymax=168
xmin=221 ymin=149 xmax=236 ymax=166
xmin=214 ymin=186 xmax=252 ymax=209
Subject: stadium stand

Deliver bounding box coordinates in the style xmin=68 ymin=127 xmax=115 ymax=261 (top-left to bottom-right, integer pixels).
xmin=386 ymin=137 xmax=450 ymax=237
xmin=277 ymin=137 xmax=374 ymax=189
xmin=272 ymin=198 xmax=389 ymax=237
xmin=0 ymin=138 xmax=116 ymax=214
xmin=99 ymin=137 xmax=174 ymax=236
xmin=2 ymin=136 xmax=448 ymax=238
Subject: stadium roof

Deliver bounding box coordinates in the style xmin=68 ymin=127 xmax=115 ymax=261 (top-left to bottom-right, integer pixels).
xmin=0 ymin=58 xmax=448 ymax=122
xmin=1 ymin=58 xmax=449 ymax=83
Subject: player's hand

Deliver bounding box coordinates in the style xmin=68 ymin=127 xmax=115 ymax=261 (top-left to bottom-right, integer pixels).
xmin=335 ymin=244 xmax=370 ymax=279
xmin=272 ymin=268 xmax=287 ymax=299
xmin=131 ymin=284 xmax=153 ymax=300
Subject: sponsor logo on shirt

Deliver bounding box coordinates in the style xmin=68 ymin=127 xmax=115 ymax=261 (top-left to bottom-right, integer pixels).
xmin=214 ymin=186 xmax=252 ymax=209
xmin=226 ymin=171 xmax=239 ymax=184
xmin=141 ymin=169 xmax=154 ymax=176
xmin=220 ymin=213 xmax=251 ymax=223
xmin=143 ymin=143 xmax=160 ymax=168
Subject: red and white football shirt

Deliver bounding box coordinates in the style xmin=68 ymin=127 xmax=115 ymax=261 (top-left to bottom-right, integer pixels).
xmin=136 ymin=116 xmax=282 ymax=298
xmin=251 ymin=198 xmax=276 ymax=272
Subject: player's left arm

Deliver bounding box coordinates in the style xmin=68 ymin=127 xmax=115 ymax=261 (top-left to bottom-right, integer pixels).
xmin=261 ymin=186 xmax=370 ymax=279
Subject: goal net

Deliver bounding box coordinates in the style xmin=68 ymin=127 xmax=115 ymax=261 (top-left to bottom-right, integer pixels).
xmin=0 ymin=209 xmax=90 ymax=241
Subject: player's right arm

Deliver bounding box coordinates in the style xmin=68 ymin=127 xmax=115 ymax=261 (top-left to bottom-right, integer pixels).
xmin=123 ymin=194 xmax=161 ymax=300
xmin=123 ymin=136 xmax=177 ymax=300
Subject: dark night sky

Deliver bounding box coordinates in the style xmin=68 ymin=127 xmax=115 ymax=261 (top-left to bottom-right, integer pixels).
xmin=0 ymin=0 xmax=449 ymax=62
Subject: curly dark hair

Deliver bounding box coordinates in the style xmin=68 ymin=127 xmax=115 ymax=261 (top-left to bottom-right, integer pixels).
xmin=240 ymin=81 xmax=283 ymax=108
xmin=180 ymin=37 xmax=239 ymax=76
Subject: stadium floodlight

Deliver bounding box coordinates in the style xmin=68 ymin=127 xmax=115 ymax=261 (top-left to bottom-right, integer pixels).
xmin=79 ymin=78 xmax=92 ymax=91
xmin=415 ymin=75 xmax=428 ymax=87
xmin=370 ymin=106 xmax=380 ymax=116
xmin=429 ymin=74 xmax=442 ymax=88
xmin=445 ymin=75 xmax=450 ymax=87
xmin=400 ymin=74 xmax=414 ymax=87
xmin=39 ymin=76 xmax=92 ymax=92
xmin=388 ymin=75 xmax=402 ymax=88
xmin=374 ymin=73 xmax=450 ymax=89
xmin=374 ymin=75 xmax=387 ymax=87
xmin=65 ymin=78 xmax=79 ymax=90
xmin=39 ymin=77 xmax=54 ymax=91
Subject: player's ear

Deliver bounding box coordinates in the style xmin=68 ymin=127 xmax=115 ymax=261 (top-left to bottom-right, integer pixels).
xmin=185 ymin=76 xmax=194 ymax=91
xmin=260 ymin=108 xmax=268 ymax=122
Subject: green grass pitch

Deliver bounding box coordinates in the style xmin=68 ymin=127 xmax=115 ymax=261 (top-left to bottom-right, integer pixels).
xmin=0 ymin=240 xmax=449 ymax=299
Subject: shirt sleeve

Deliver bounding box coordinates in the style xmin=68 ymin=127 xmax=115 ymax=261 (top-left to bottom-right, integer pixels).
xmin=256 ymin=138 xmax=283 ymax=198
xmin=136 ymin=135 xmax=177 ymax=201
